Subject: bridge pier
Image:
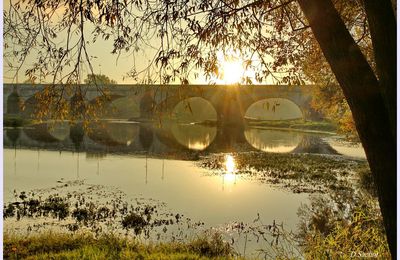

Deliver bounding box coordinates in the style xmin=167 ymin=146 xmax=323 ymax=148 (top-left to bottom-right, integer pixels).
xmin=140 ymin=91 xmax=155 ymax=119
xmin=214 ymin=86 xmax=246 ymax=130
xmin=212 ymin=125 xmax=247 ymax=151
xmin=6 ymin=86 xmax=21 ymax=115
xmin=211 ymin=88 xmax=248 ymax=150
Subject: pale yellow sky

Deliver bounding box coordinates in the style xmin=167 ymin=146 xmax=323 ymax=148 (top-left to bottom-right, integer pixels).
xmin=2 ymin=1 xmax=278 ymax=85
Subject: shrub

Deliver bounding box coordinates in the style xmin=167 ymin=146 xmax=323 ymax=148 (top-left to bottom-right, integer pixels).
xmin=302 ymin=201 xmax=390 ymax=259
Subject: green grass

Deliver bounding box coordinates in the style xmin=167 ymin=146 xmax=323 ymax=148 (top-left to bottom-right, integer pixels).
xmin=3 ymin=115 xmax=34 ymax=127
xmin=246 ymin=119 xmax=337 ymax=133
xmin=4 ymin=232 xmax=241 ymax=260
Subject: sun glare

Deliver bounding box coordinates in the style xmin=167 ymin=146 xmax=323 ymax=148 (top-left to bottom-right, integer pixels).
xmin=220 ymin=59 xmax=244 ymax=84
xmin=214 ymin=50 xmax=259 ymax=85
xmin=225 ymin=155 xmax=236 ymax=173
xmin=223 ymin=155 xmax=237 ymax=188
xmin=223 ymin=173 xmax=236 ymax=184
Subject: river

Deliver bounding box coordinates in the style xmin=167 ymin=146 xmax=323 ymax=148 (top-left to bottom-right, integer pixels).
xmin=3 ymin=121 xmax=366 ymax=257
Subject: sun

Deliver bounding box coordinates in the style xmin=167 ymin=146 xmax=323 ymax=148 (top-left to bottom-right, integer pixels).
xmin=213 ymin=50 xmax=257 ymax=84
xmin=200 ymin=49 xmax=259 ymax=85
xmin=220 ymin=59 xmax=244 ymax=84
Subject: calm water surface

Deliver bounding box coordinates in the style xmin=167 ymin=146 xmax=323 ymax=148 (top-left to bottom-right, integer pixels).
xmin=3 ymin=121 xmax=366 ymax=255
xmin=4 ymin=149 xmax=307 ymax=227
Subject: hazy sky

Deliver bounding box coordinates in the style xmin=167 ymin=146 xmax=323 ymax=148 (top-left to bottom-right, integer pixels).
xmin=2 ymin=1 xmax=222 ymax=85
xmin=2 ymin=1 xmax=277 ymax=85
xmin=3 ymin=27 xmax=239 ymax=85
xmin=3 ymin=1 xmax=200 ymax=84
xmin=3 ymin=18 xmax=169 ymax=84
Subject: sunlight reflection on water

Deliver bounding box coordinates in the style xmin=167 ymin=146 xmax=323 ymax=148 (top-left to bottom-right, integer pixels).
xmin=225 ymin=154 xmax=236 ymax=173
xmin=223 ymin=155 xmax=237 ymax=189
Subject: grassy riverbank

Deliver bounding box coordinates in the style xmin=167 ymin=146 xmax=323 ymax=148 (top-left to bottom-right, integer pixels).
xmin=4 ymin=232 xmax=239 ymax=260
xmin=4 ymin=203 xmax=389 ymax=260
xmin=3 ymin=115 xmax=35 ymax=127
xmin=246 ymin=119 xmax=337 ymax=133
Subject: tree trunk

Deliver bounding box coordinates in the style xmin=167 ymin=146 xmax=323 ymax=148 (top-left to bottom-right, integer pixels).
xmin=297 ymin=0 xmax=397 ymax=258
xmin=363 ymin=0 xmax=397 ymax=137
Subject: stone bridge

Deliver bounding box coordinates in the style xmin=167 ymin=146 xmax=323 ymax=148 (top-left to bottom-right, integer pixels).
xmin=4 ymin=83 xmax=320 ymax=128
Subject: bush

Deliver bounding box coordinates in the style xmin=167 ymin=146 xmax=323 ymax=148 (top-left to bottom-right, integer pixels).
xmin=188 ymin=232 xmax=233 ymax=257
xmin=302 ymin=201 xmax=390 ymax=259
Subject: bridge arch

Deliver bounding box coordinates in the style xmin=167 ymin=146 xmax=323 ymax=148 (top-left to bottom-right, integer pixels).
xmin=158 ymin=96 xmax=218 ymax=123
xmin=106 ymin=95 xmax=141 ymax=120
xmin=172 ymin=97 xmax=217 ymax=122
xmin=153 ymin=96 xmax=218 ymax=151
xmin=244 ymin=97 xmax=304 ymax=121
xmin=88 ymin=94 xmax=152 ymax=120
xmin=22 ymin=95 xmax=39 ymax=118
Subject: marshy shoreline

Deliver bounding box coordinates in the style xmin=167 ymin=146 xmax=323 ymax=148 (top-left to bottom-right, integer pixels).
xmin=4 ymin=149 xmax=388 ymax=259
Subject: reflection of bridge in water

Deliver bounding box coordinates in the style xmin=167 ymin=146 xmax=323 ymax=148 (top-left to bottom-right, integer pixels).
xmin=4 ymin=122 xmax=339 ymax=160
